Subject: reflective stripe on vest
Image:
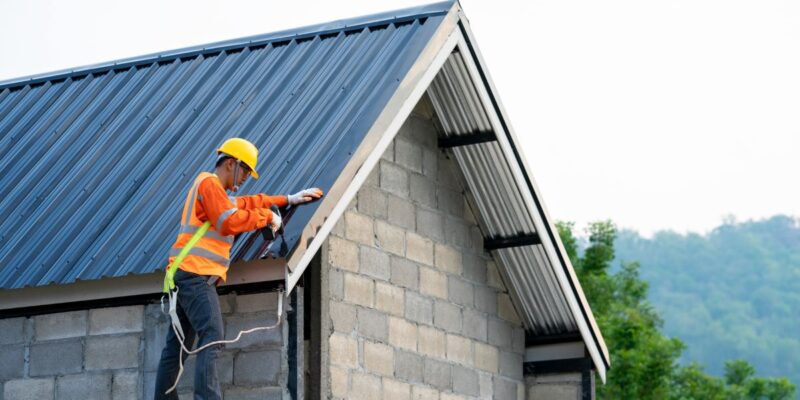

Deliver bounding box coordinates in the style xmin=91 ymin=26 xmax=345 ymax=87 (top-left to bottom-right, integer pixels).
xmin=170 ymin=172 xmax=235 ymax=272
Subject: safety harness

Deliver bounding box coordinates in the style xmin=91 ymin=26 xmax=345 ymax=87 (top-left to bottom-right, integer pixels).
xmin=161 ymin=219 xmax=284 ymax=395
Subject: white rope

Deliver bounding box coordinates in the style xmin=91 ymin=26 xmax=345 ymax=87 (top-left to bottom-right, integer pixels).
xmin=164 ymin=289 xmax=284 ymax=395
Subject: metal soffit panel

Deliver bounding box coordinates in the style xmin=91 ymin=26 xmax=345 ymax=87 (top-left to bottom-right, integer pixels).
xmin=426 ymin=51 xmax=578 ymax=335
xmin=0 ymin=7 xmax=448 ymax=290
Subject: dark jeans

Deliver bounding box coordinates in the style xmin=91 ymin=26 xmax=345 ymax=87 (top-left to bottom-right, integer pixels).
xmin=154 ymin=270 xmax=224 ymax=400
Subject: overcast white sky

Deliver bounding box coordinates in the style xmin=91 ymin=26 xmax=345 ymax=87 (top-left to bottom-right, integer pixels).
xmin=1 ymin=0 xmax=798 ymax=236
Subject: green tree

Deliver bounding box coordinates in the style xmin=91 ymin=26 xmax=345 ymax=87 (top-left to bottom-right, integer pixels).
xmin=557 ymin=220 xmax=796 ymax=399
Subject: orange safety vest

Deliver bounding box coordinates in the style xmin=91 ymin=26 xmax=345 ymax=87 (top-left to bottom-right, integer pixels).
xmin=168 ymin=172 xmax=236 ymax=281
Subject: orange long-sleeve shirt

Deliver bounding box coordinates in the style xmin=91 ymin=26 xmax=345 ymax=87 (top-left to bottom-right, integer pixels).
xmin=194 ymin=175 xmax=288 ymax=236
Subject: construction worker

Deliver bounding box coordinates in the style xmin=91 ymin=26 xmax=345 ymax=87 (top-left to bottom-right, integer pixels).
xmin=154 ymin=138 xmax=323 ymax=399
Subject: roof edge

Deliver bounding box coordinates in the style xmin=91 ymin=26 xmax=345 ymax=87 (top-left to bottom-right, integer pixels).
xmin=0 ymin=1 xmax=455 ymax=91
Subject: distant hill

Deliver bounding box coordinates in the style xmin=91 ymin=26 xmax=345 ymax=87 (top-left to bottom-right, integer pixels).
xmin=614 ymin=215 xmax=800 ymax=389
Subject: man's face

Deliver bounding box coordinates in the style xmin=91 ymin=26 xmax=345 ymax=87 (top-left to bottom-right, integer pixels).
xmin=228 ymin=159 xmax=252 ymax=189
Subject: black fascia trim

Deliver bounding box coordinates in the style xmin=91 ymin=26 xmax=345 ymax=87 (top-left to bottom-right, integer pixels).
xmin=525 ymin=330 xmax=582 ymax=346
xmin=524 ymin=357 xmax=593 ymax=376
xmin=437 ymin=130 xmax=495 ymax=148
xmin=484 ymin=232 xmax=541 ymax=251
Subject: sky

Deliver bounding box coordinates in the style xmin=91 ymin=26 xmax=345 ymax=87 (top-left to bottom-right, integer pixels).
xmin=1 ymin=0 xmax=798 ymax=236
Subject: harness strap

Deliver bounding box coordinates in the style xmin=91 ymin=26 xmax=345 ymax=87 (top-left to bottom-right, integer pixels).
xmin=163 ymin=221 xmax=211 ymax=293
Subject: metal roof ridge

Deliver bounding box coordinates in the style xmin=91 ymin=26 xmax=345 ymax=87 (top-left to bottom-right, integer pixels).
xmin=0 ymin=0 xmax=455 ymax=91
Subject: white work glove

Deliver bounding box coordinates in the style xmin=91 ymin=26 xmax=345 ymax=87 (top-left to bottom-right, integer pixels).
xmin=269 ymin=210 xmax=283 ymax=233
xmin=287 ymin=188 xmax=323 ymax=205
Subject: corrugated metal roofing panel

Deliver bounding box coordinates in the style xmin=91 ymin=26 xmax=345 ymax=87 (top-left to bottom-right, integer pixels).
xmin=426 ymin=51 xmax=578 ymax=335
xmin=0 ymin=5 xmax=449 ymax=290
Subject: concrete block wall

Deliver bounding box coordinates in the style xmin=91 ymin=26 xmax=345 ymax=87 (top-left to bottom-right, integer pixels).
xmin=0 ymin=290 xmax=296 ymax=400
xmin=525 ymin=373 xmax=589 ymax=400
xmin=320 ymin=95 xmax=527 ymax=400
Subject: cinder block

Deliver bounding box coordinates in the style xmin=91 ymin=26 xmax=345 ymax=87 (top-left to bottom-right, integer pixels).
xmin=446 ymin=334 xmax=472 ymax=366
xmin=35 ymin=310 xmax=87 ymax=340
xmin=382 ymin=377 xmax=411 ymax=400
xmin=411 ymin=385 xmax=439 ymax=400
xmin=345 ymin=211 xmax=374 ymax=246
xmin=441 ymin=393 xmax=468 ymax=400
xmin=357 ymin=308 xmax=388 ymax=342
xmin=479 ymin=371 xmax=494 ymax=399
xmin=420 ymin=267 xmax=447 ymax=300
xmin=329 ymin=236 xmax=359 ymax=272
xmin=351 ymin=372 xmax=382 ymax=400
xmin=390 ymin=257 xmax=418 ymax=290
xmin=112 ymin=371 xmax=139 ymax=400
xmin=394 ymin=350 xmax=423 ymax=383
xmin=494 ymin=377 xmax=518 ymax=400
xmin=406 ymin=113 xmax=438 ymax=147
xmin=364 ymin=167 xmax=380 ymax=188
xmin=512 ymin=327 xmax=526 ymax=353
xmin=330 ymin=365 xmax=349 ymax=398
xmin=474 ymin=286 xmax=497 ymax=315
xmin=3 ymin=378 xmax=54 ymax=400
xmin=380 ymin=162 xmax=409 ymax=197
xmin=233 ymin=350 xmax=281 ymax=385
xmin=224 ymin=314 xmax=281 ymax=349
xmin=329 ymin=334 xmax=358 ymax=368
xmin=359 ymin=246 xmax=391 ymax=281
xmin=236 ymin=292 xmax=279 ymax=313
xmin=395 ymin=137 xmax=423 ymax=173
xmin=423 ymin=358 xmax=452 ymax=390
xmin=89 ymin=305 xmax=144 ymax=335
xmin=416 ymin=208 xmax=445 ymax=242
xmin=223 ymin=387 xmax=283 ymax=400
xmin=0 ymin=317 xmax=25 ymax=345
xmin=437 ymin=153 xmax=461 ymax=190
xmin=387 ymin=195 xmax=415 ymax=231
xmin=382 ymin=141 xmax=395 ymax=162
xmin=375 ymin=221 xmax=405 ymax=256
xmin=0 ymin=345 xmax=24 ymax=379
xmin=462 ymin=254 xmax=487 ymax=284
xmin=487 ymin=261 xmax=505 ymax=291
xmin=375 ymin=282 xmax=405 ymax=317
xmin=364 ymin=341 xmax=394 ymax=376
xmin=417 ymin=326 xmax=445 ymax=359
xmin=497 ymin=293 xmax=521 ymax=324
xmin=452 ymin=365 xmax=480 ymax=396
xmin=444 ymin=217 xmax=471 ymax=249
xmin=526 ymin=384 xmax=580 ymax=400
xmin=437 ymin=186 xmax=464 ymax=218
xmin=330 ymin=301 xmax=357 ymax=333
xmin=433 ymin=301 xmax=461 ymax=334
xmin=218 ymin=351 xmax=234 ymax=385
xmin=500 ymin=351 xmax=523 ymax=380
xmin=410 ymin=174 xmax=436 ymax=208
xmin=85 ymin=335 xmax=140 ymax=370
xmin=422 ymin=148 xmax=438 ymax=180
xmin=30 ymin=340 xmax=83 ymax=376
xmin=474 ymin=342 xmax=499 ymax=373
xmin=344 ymin=273 xmax=374 ymax=308
xmin=463 ymin=309 xmax=487 ymax=342
xmin=448 ymin=277 xmax=474 ymax=308
xmin=434 ymin=244 xmax=461 ymax=275
xmin=404 ymin=292 xmax=433 ymax=325
xmin=219 ymin=293 xmax=234 ymax=314
xmin=406 ymin=233 xmax=433 ymax=266
xmin=388 ymin=317 xmax=417 ymax=351
xmin=56 ymin=373 xmax=112 ymax=400
xmin=488 ymin=318 xmax=512 ymax=350
xmin=329 ymin=268 xmax=344 ymax=300
xmin=143 ymin=305 xmax=169 ymax=373
xmin=358 ymin=186 xmax=388 ymax=219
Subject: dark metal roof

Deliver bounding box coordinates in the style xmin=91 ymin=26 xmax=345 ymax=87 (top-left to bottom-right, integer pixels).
xmin=0 ymin=2 xmax=451 ymax=289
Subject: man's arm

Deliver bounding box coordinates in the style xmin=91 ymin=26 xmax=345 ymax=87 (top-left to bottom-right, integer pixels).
xmin=197 ymin=177 xmax=276 ymax=236
xmin=234 ymin=194 xmax=289 ymax=210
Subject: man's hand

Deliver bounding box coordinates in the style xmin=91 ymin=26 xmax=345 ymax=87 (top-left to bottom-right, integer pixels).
xmin=288 ymin=188 xmax=323 ymax=205
xmin=269 ymin=210 xmax=283 ymax=233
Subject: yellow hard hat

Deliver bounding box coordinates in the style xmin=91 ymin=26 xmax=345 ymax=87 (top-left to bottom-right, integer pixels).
xmin=217 ymin=138 xmax=260 ymax=179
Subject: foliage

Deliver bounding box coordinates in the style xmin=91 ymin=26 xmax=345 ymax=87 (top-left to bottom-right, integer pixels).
xmin=557 ymin=220 xmax=795 ymax=399
xmin=614 ymin=215 xmax=800 ymax=394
